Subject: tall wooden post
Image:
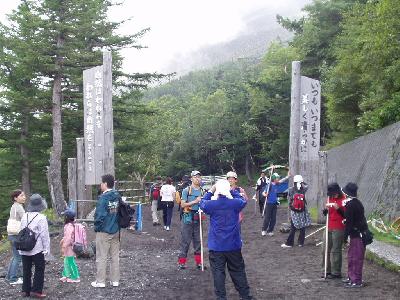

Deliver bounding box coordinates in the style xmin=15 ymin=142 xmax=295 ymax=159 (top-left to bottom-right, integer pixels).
xmin=76 ymin=138 xmax=86 ymax=218
xmin=317 ymin=151 xmax=328 ymax=223
xmin=103 ymin=51 xmax=115 ymax=177
xmin=68 ymin=158 xmax=77 ymax=202
xmin=289 ymin=61 xmax=301 ymax=180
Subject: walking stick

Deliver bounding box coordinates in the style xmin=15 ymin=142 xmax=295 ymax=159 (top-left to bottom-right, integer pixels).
xmin=199 ymin=208 xmax=204 ymax=271
xmin=262 ymin=166 xmax=274 ymax=217
xmin=324 ymin=207 xmax=329 ymax=279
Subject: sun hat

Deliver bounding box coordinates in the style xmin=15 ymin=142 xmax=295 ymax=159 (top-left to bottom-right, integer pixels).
xmin=211 ymin=179 xmax=233 ymax=200
xmin=342 ymin=182 xmax=358 ymax=198
xmin=27 ymin=194 xmax=48 ymax=212
xmin=293 ymin=175 xmax=304 ymax=183
xmin=226 ymin=171 xmax=238 ymax=179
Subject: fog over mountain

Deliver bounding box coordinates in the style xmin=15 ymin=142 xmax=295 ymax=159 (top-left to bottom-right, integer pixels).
xmin=166 ymin=1 xmax=311 ymax=75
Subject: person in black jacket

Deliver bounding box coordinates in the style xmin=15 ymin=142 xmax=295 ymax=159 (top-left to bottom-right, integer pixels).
xmin=342 ymin=182 xmax=368 ymax=288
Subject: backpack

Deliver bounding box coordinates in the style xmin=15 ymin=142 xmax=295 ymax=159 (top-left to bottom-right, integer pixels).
xmin=151 ymin=185 xmax=161 ymax=201
xmin=15 ymin=214 xmax=40 ymax=251
xmin=72 ymin=223 xmax=87 ymax=255
xmin=117 ymin=198 xmax=135 ymax=228
xmin=292 ymin=193 xmax=306 ymax=211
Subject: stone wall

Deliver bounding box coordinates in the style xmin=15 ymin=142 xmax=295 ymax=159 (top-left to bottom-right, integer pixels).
xmin=327 ymin=122 xmax=400 ymax=221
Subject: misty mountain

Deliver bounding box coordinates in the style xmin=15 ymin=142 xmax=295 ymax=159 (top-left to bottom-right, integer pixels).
xmin=165 ymin=1 xmax=311 ymax=75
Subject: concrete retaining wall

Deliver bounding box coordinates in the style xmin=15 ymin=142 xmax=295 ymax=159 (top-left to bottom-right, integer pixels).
xmin=327 ymin=122 xmax=400 ymax=221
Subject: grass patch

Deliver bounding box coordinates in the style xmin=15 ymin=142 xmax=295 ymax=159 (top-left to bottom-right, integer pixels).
xmin=308 ymin=206 xmax=318 ymax=223
xmin=369 ymin=226 xmax=400 ymax=247
xmin=366 ymin=250 xmax=400 ymax=273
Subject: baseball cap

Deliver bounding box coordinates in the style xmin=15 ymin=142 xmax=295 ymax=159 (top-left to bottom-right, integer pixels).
xmin=191 ymin=170 xmax=201 ymax=176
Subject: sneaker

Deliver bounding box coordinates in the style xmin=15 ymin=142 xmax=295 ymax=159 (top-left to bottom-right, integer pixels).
xmin=110 ymin=281 xmax=119 ymax=287
xmin=9 ymin=278 xmax=23 ymax=285
xmin=164 ymin=226 xmax=167 ymax=230
xmin=342 ymin=278 xmax=351 ymax=283
xmin=20 ymin=292 xmax=30 ymax=298
xmin=261 ymin=231 xmax=267 ymax=236
xmin=166 ymin=226 xmax=170 ymax=231
xmin=30 ymin=292 xmax=47 ymax=298
xmin=59 ymin=277 xmax=67 ymax=282
xmin=321 ymin=273 xmax=332 ymax=278
xmin=66 ymin=278 xmax=80 ymax=283
xmin=196 ymin=264 xmax=207 ymax=270
xmin=153 ymin=222 xmax=157 ymax=226
xmin=267 ymin=232 xmax=274 ymax=236
xmin=281 ymin=244 xmax=292 ymax=248
xmin=345 ymin=282 xmax=363 ymax=288
xmin=298 ymin=244 xmax=304 ymax=247
xmin=91 ymin=281 xmax=106 ymax=288
xmin=178 ymin=264 xmax=186 ymax=270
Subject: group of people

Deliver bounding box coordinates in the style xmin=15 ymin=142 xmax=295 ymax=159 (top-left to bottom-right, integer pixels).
xmin=255 ymin=169 xmax=369 ymax=288
xmin=5 ymin=169 xmax=369 ymax=299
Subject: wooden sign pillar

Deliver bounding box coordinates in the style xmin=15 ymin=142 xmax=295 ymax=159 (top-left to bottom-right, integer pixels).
xmin=289 ymin=61 xmax=324 ymax=211
xmin=83 ymin=51 xmax=115 ymax=185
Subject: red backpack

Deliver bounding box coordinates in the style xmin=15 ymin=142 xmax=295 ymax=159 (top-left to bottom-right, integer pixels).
xmin=152 ymin=185 xmax=161 ymax=201
xmin=292 ymin=193 xmax=305 ymax=211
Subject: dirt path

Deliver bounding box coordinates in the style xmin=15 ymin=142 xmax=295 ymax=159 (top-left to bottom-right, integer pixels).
xmin=1 ymin=199 xmax=399 ymax=299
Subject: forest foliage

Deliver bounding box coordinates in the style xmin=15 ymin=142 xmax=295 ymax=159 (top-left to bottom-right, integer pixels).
xmin=0 ymin=0 xmax=399 ymax=225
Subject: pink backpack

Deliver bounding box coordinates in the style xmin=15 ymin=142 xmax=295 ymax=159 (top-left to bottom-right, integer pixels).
xmin=73 ymin=223 xmax=87 ymax=254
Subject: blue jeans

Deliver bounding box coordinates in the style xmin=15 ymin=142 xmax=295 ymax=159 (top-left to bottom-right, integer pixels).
xmin=6 ymin=235 xmax=22 ymax=282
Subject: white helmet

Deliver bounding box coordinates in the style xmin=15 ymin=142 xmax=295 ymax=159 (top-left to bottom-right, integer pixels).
xmin=293 ymin=175 xmax=303 ymax=183
xmin=226 ymin=171 xmax=238 ymax=179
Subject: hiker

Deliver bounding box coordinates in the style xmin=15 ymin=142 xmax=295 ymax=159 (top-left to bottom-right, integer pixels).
xmin=256 ymin=171 xmax=268 ymax=214
xmin=6 ymin=190 xmax=26 ymax=285
xmin=321 ymin=183 xmax=346 ymax=279
xmin=261 ymin=170 xmax=290 ymax=236
xmin=281 ymin=175 xmax=310 ymax=248
xmin=149 ymin=176 xmax=162 ymax=226
xmin=200 ymin=180 xmax=253 ymax=300
xmin=177 ymin=170 xmax=204 ymax=270
xmin=59 ymin=209 xmax=80 ymax=283
xmin=160 ymin=177 xmax=176 ymax=231
xmin=342 ymin=182 xmax=368 ymax=288
xmin=19 ymin=194 xmax=50 ymax=298
xmin=226 ymin=171 xmax=248 ymax=223
xmin=91 ymin=174 xmax=121 ymax=288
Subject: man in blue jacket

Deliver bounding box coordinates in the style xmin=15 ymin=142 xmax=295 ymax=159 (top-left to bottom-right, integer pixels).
xmin=200 ymin=179 xmax=253 ymax=300
xmin=91 ymin=174 xmax=121 ymax=288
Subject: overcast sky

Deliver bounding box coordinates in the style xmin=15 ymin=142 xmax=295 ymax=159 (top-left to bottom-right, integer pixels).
xmin=0 ymin=0 xmax=310 ymax=74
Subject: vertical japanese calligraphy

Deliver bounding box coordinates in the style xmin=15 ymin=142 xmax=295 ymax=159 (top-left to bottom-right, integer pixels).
xmin=299 ymin=76 xmax=321 ymax=161
xmin=83 ymin=66 xmax=105 ymax=184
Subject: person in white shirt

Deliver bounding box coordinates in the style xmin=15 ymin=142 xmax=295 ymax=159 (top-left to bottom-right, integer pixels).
xmin=160 ymin=177 xmax=176 ymax=231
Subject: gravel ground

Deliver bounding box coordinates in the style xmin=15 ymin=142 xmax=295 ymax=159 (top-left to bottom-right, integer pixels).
xmin=0 ymin=197 xmax=399 ymax=299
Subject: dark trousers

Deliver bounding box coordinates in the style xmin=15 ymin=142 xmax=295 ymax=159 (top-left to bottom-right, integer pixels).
xmin=22 ymin=252 xmax=45 ymax=294
xmin=258 ymin=191 xmax=265 ymax=214
xmin=262 ymin=203 xmax=277 ymax=232
xmin=286 ymin=220 xmax=305 ymax=246
xmin=162 ymin=204 xmax=174 ymax=227
xmin=179 ymin=221 xmax=201 ymax=258
xmin=347 ymin=237 xmax=365 ymax=284
xmin=209 ymin=250 xmax=252 ymax=300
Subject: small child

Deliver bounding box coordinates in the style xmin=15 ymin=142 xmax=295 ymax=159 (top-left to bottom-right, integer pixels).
xmin=59 ymin=209 xmax=80 ymax=283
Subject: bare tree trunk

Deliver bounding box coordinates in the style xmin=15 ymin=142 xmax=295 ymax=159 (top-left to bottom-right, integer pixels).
xmin=47 ymin=32 xmax=66 ymax=216
xmin=245 ymin=153 xmax=253 ymax=185
xmin=21 ymin=114 xmax=31 ymax=198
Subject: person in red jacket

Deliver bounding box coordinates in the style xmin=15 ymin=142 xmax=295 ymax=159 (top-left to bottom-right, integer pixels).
xmin=321 ymin=182 xmax=346 ymax=279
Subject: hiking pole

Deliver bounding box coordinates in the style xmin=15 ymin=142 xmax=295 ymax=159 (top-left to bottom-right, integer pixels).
xmin=262 ymin=166 xmax=274 ymax=217
xmin=199 ymin=208 xmax=204 ymax=271
xmin=324 ymin=207 xmax=329 ymax=279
